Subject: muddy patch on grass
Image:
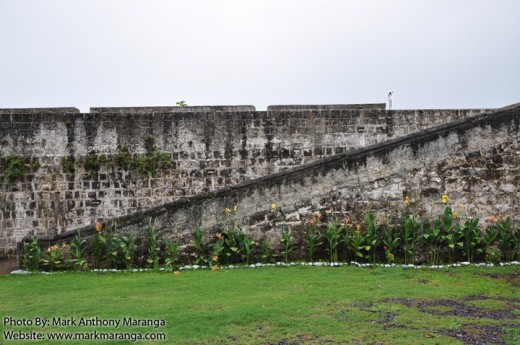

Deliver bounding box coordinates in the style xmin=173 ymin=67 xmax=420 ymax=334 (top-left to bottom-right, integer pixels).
xmin=438 ymin=324 xmax=517 ymax=345
xmin=264 ymin=334 xmax=335 ymax=345
xmin=389 ymin=296 xmax=519 ymax=344
xmin=485 ymin=272 xmax=520 ymax=288
xmin=335 ymin=301 xmax=402 ymax=330
xmin=390 ymin=296 xmax=519 ymax=320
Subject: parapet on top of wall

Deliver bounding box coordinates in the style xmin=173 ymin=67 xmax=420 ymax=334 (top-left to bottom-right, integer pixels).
xmin=267 ymin=103 xmax=387 ymax=111
xmin=90 ymin=105 xmax=256 ymax=114
xmin=0 ymin=108 xmax=80 ymax=114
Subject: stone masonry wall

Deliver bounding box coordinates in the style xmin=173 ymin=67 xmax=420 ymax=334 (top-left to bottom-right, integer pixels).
xmin=39 ymin=104 xmax=520 ymax=257
xmin=0 ymin=104 xmax=491 ymax=257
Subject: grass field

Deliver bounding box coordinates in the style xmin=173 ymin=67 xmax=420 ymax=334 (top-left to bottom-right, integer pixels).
xmin=1 ymin=265 xmax=519 ymax=344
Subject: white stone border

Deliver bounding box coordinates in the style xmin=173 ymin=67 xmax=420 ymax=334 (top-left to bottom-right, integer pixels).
xmin=9 ymin=260 xmax=520 ymax=275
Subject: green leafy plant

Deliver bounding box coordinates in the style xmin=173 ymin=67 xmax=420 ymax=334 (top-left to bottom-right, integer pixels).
xmin=91 ymin=224 xmax=106 ymax=268
xmin=382 ymin=223 xmax=400 ymax=264
xmin=0 ymin=155 xmax=39 ymax=183
xmin=495 ymin=216 xmax=518 ymax=261
xmin=485 ymin=245 xmax=501 ymax=264
xmin=460 ymin=217 xmax=482 ymax=262
xmin=345 ymin=223 xmax=365 ymax=261
xmin=384 ymin=247 xmax=395 ymax=264
xmin=42 ymin=243 xmax=72 ymax=271
xmin=422 ymin=218 xmax=443 ymax=265
xmin=70 ymin=231 xmax=88 ymax=270
xmin=176 ymin=100 xmax=188 ymax=107
xmin=303 ymin=214 xmax=323 ymax=262
xmin=145 ymin=219 xmax=161 ymax=270
xmin=484 ymin=221 xmax=499 ymax=250
xmin=135 ymin=152 xmax=172 ymax=177
xmin=363 ymin=213 xmax=380 ymax=263
xmin=261 ymin=239 xmax=273 ymax=264
xmin=164 ymin=239 xmax=180 ymax=271
xmin=325 ymin=219 xmax=342 ymax=263
xmin=438 ymin=205 xmax=462 ymax=263
xmin=280 ymin=229 xmax=292 ymax=264
xmin=106 ymin=230 xmax=136 ymax=269
xmin=113 ymin=147 xmax=133 ymax=170
xmin=60 ymin=156 xmax=76 ymax=174
xmin=237 ymin=228 xmax=255 ymax=265
xmin=22 ymin=236 xmax=42 ymax=271
xmin=402 ymin=214 xmax=421 ymax=264
xmin=444 ymin=226 xmax=463 ymax=264
xmin=81 ymin=153 xmax=103 ymax=179
xmin=192 ymin=225 xmax=206 ymax=265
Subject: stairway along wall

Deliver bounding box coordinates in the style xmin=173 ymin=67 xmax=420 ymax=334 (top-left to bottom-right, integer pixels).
xmin=0 ymin=105 xmax=491 ymax=257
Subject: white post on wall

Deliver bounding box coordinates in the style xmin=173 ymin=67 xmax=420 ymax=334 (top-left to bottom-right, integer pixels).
xmin=388 ymin=91 xmax=393 ymax=110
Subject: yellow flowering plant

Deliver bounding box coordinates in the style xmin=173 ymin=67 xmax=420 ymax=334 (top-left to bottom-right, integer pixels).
xmin=214 ymin=205 xmax=245 ymax=264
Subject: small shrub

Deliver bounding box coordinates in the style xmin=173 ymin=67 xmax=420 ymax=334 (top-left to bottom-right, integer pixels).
xmin=485 ymin=245 xmax=501 ymax=264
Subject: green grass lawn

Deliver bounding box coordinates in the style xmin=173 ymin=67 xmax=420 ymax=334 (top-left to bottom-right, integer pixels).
xmin=1 ymin=265 xmax=519 ymax=344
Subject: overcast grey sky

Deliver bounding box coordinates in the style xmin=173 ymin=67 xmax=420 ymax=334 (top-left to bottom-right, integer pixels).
xmin=1 ymin=0 xmax=519 ymax=112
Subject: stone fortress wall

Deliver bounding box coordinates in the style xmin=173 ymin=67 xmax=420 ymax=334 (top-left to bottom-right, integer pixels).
xmin=0 ymin=102 xmax=508 ymax=257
